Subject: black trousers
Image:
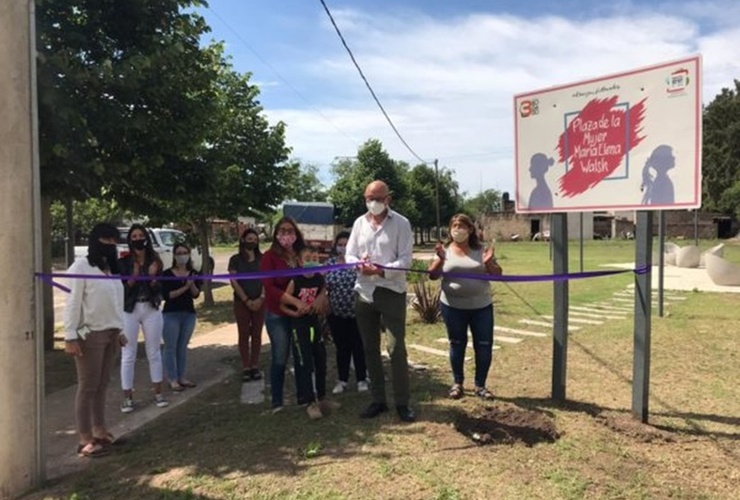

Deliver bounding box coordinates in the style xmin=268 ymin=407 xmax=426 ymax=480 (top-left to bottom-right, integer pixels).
xmin=291 ymin=317 xmax=327 ymax=404
xmin=327 ymin=314 xmax=367 ymax=383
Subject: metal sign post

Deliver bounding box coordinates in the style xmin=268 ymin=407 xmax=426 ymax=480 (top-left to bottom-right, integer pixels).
xmin=551 ymin=213 xmax=569 ymax=402
xmin=632 ymin=211 xmax=653 ymax=422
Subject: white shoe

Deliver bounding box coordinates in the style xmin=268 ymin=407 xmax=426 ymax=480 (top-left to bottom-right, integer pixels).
xmin=357 ymin=380 xmax=370 ymax=392
xmin=332 ymin=381 xmax=348 ymax=394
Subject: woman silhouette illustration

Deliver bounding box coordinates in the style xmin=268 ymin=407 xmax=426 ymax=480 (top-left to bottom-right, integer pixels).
xmin=641 ymin=145 xmax=675 ymax=205
xmin=528 ymin=153 xmax=555 ymax=209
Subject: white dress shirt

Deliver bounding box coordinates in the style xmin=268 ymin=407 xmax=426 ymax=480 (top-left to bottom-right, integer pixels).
xmin=345 ymin=209 xmax=414 ymax=302
xmin=63 ymin=258 xmax=125 ymax=341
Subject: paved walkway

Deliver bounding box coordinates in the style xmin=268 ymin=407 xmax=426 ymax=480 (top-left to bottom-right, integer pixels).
xmin=44 ymin=324 xmax=266 ymax=479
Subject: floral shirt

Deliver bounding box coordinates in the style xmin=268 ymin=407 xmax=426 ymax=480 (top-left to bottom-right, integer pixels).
xmin=325 ymin=257 xmax=357 ymax=318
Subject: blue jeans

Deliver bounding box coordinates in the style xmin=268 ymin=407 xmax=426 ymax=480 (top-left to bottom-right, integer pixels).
xmin=440 ymin=303 xmax=494 ymax=388
xmin=162 ymin=311 xmax=197 ymax=382
xmin=264 ymin=311 xmax=293 ymax=407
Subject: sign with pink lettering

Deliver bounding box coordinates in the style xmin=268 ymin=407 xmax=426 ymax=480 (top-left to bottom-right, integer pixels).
xmin=514 ymin=56 xmax=702 ymax=213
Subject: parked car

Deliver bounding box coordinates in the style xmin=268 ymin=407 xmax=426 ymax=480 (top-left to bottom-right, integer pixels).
xmin=75 ymin=227 xmax=213 ymax=272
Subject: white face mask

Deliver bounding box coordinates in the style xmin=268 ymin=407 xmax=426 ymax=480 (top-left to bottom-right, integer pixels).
xmin=366 ymin=200 xmax=386 ymax=216
xmin=335 ymin=245 xmax=346 ymax=255
xmin=175 ymin=255 xmax=190 ymax=266
xmin=450 ymin=228 xmax=469 ymax=243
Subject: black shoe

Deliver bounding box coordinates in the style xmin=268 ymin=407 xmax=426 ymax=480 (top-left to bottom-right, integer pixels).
xmin=396 ymin=405 xmax=416 ymax=422
xmin=360 ymin=402 xmax=388 ymax=419
xmin=250 ymin=368 xmax=262 ymax=381
xmin=242 ymin=370 xmax=252 ymax=382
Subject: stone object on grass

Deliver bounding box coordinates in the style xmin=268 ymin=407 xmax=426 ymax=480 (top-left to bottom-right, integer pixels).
xmin=699 ymin=243 xmax=724 ymax=268
xmin=704 ymin=254 xmax=740 ymax=286
xmin=675 ymin=245 xmax=701 ymax=268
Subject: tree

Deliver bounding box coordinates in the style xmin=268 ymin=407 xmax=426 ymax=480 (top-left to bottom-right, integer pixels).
xmin=462 ymin=189 xmax=503 ymax=218
xmin=157 ymin=60 xmax=291 ymax=305
xmin=285 ymin=162 xmax=328 ymax=202
xmin=36 ymin=0 xmax=217 ymax=348
xmin=702 ymin=80 xmax=740 ymax=215
xmin=329 ymin=139 xmax=415 ymax=226
xmin=407 ymin=163 xmax=462 ymax=240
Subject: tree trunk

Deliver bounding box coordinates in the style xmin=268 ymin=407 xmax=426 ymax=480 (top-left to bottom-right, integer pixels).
xmin=65 ymin=197 xmax=74 ymax=266
xmin=197 ymin=217 xmax=214 ymax=306
xmin=41 ymin=196 xmax=55 ymax=351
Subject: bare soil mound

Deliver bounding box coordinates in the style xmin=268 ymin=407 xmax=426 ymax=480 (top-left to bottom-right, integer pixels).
xmin=455 ymin=405 xmax=560 ymax=446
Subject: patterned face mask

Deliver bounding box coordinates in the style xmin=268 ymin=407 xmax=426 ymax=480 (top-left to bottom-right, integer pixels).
xmin=277 ymin=233 xmax=296 ymax=249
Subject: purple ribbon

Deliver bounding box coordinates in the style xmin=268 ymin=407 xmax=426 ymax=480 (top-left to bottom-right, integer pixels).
xmin=35 ymin=262 xmax=649 ymax=293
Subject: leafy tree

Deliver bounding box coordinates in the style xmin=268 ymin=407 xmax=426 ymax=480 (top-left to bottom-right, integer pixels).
xmin=462 ymin=189 xmax=503 ymax=218
xmin=407 ymin=163 xmax=462 ymax=239
xmin=329 ymin=139 xmax=416 ymax=226
xmin=285 ymin=162 xmax=328 ymax=202
xmin=158 ymin=60 xmax=291 ymax=305
xmin=702 ymin=80 xmax=740 ymax=215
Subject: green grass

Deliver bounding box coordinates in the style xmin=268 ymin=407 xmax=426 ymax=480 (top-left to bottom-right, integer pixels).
xmin=35 ymin=239 xmax=740 ymax=499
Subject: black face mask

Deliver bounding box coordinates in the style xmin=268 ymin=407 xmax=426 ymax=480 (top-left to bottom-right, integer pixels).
xmin=102 ymin=244 xmax=120 ymax=274
xmin=131 ymin=239 xmax=147 ymax=251
xmin=243 ymin=242 xmax=257 ymax=251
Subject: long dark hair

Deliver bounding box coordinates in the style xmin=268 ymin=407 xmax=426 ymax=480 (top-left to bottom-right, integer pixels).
xmin=270 ymin=216 xmax=305 ymax=255
xmin=87 ymin=223 xmax=119 ymax=271
xmin=332 ymin=230 xmax=351 ymax=255
xmin=239 ymin=228 xmax=262 ymax=258
xmin=171 ymin=242 xmax=194 ymax=272
xmin=127 ymin=223 xmax=161 ymax=265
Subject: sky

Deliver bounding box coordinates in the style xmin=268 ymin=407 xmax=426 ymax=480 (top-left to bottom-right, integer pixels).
xmin=198 ymin=0 xmax=740 ymax=199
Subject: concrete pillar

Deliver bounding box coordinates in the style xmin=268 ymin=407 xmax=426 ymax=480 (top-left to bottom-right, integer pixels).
xmin=0 ymin=1 xmax=43 ymax=498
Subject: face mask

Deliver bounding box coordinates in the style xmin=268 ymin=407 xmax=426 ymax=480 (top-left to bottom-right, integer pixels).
xmin=366 ymin=200 xmax=386 ymax=216
xmin=175 ymin=255 xmax=190 ymax=266
xmin=303 ymin=261 xmax=320 ymax=268
xmin=102 ymin=244 xmax=119 ymax=274
xmin=131 ymin=239 xmax=147 ymax=251
xmin=277 ymin=233 xmax=296 ymax=249
xmin=335 ymin=245 xmax=346 ymax=255
xmin=243 ymin=242 xmax=257 ymax=251
xmin=451 ymin=229 xmax=469 ymax=243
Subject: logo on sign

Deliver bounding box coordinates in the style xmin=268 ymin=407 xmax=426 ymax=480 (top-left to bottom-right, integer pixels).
xmin=666 ymin=68 xmax=690 ymax=94
xmin=519 ymin=99 xmax=539 ymax=118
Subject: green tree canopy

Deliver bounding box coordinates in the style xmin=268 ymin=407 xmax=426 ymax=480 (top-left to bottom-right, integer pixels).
xmin=702 ymin=80 xmax=740 ymax=215
xmin=462 ymin=189 xmax=503 ymax=219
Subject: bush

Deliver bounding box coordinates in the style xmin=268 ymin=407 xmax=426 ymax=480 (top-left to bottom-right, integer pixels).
xmin=411 ymin=281 xmax=441 ymax=324
xmin=407 ymin=258 xmax=430 ymax=284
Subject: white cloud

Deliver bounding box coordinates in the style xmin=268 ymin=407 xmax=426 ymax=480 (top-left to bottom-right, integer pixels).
xmin=272 ymin=6 xmax=740 ymax=198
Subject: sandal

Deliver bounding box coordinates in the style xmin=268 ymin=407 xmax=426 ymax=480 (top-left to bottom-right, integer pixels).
xmin=93 ymin=432 xmax=126 ymax=446
xmin=242 ymin=370 xmax=252 ymax=382
xmin=474 ymin=387 xmax=494 ymax=400
xmin=448 ymin=384 xmax=464 ymax=400
xmin=179 ymin=380 xmax=197 ymax=388
xmin=169 ymin=382 xmax=185 ymax=392
xmin=77 ymin=442 xmax=109 ymax=458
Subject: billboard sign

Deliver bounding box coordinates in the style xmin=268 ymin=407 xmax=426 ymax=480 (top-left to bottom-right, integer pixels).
xmin=514 ymin=56 xmax=702 ymax=213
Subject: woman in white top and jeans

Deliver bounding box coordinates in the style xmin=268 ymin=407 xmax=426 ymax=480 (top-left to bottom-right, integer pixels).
xmin=64 ymin=223 xmax=127 ymax=457
xmin=428 ymin=214 xmax=502 ymax=400
xmin=118 ymin=224 xmax=168 ymax=412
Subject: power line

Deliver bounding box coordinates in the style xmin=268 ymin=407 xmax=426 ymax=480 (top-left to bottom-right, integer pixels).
xmin=319 ymin=0 xmax=431 ymax=165
xmin=205 ymin=5 xmax=360 ymax=148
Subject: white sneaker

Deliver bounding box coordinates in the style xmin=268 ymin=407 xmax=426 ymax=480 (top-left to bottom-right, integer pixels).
xmin=332 ymin=381 xmax=348 ymax=394
xmin=357 ymin=380 xmax=370 ymax=392
xmin=154 ymin=393 xmax=169 ymax=408
xmin=120 ymin=397 xmax=134 ymax=413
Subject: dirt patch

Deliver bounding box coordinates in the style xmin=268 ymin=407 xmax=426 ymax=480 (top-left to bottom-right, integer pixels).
xmin=455 ymin=405 xmax=560 ymax=446
xmin=596 ymin=412 xmax=676 ymax=443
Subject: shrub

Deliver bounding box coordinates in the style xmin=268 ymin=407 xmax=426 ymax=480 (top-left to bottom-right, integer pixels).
xmin=411 ymin=281 xmax=441 ymax=324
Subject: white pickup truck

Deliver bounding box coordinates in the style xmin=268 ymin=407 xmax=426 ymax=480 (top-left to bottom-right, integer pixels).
xmin=75 ymin=227 xmax=211 ymax=272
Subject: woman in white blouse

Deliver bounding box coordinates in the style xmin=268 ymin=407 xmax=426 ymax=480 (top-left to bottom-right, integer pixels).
xmin=64 ymin=223 xmax=127 ymax=458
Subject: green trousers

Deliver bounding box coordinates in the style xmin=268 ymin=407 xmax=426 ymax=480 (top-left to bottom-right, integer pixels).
xmin=355 ymin=287 xmax=410 ymax=406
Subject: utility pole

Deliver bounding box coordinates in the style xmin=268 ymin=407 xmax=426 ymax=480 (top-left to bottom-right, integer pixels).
xmin=434 ymin=158 xmax=441 ymax=240
xmin=0 ymin=0 xmax=44 ymax=497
